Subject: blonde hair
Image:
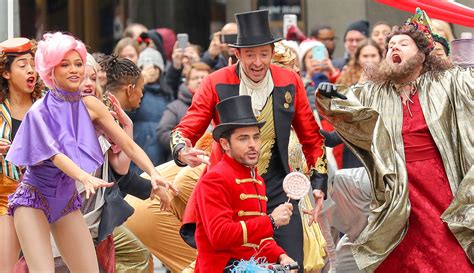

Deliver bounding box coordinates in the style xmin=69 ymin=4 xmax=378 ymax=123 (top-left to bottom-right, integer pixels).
xmin=113 ymin=37 xmax=140 ymax=58
xmin=431 ymin=19 xmax=455 ymax=42
xmin=85 ymin=53 xmax=103 ymax=99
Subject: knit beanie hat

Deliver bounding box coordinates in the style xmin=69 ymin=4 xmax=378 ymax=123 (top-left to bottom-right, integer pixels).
xmin=344 ymin=20 xmax=370 ymax=39
xmin=137 ymin=47 xmax=164 ymax=72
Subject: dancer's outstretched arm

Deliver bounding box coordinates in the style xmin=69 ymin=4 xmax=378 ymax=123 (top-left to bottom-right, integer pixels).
xmin=83 ymin=95 xmax=179 ymax=211
xmin=51 ymin=153 xmax=114 ymax=199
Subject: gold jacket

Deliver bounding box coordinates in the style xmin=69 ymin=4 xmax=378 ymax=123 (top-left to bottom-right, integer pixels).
xmin=316 ymin=67 xmax=473 ymax=272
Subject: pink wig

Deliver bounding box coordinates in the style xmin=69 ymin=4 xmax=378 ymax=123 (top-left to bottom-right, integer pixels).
xmin=35 ymin=32 xmax=87 ymax=88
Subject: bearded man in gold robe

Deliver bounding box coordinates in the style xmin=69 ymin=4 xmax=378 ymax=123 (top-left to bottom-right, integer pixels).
xmin=315 ymin=8 xmax=473 ymax=273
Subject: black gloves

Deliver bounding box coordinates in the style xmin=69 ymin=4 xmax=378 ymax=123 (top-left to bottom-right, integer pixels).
xmin=317 ymin=83 xmax=347 ymax=100
xmin=320 ymin=129 xmax=343 ymax=147
xmin=310 ymin=171 xmax=328 ymax=199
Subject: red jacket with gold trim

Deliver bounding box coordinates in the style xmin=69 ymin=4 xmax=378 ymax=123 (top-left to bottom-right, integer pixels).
xmin=174 ymin=64 xmax=327 ymax=248
xmin=194 ymin=154 xmax=285 ymax=272
xmin=172 ymin=64 xmax=326 ymax=187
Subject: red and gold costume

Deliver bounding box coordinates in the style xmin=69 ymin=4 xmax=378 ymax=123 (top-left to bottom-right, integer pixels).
xmin=194 ymin=153 xmax=285 ymax=272
xmin=173 ymin=64 xmax=327 ymax=267
xmin=172 ymin=64 xmax=326 ymax=178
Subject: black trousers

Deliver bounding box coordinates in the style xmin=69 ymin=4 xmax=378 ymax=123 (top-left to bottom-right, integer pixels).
xmin=264 ymin=156 xmax=304 ymax=273
xmin=268 ymin=198 xmax=304 ymax=273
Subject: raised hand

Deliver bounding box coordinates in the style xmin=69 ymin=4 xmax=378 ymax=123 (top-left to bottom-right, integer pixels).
xmin=302 ymin=189 xmax=325 ymax=225
xmin=108 ymin=93 xmax=132 ymax=128
xmin=322 ymin=58 xmax=337 ymax=74
xmin=0 ymin=138 xmax=11 ymax=155
xmin=149 ymin=172 xmax=179 ymax=211
xmin=208 ymin=31 xmax=222 ymax=59
xmin=141 ymin=65 xmax=157 ymax=84
xmin=172 ymin=42 xmax=185 ymax=69
xmin=270 ymin=202 xmax=293 ymax=227
xmin=179 ymin=138 xmax=210 ymax=167
xmin=317 ymin=82 xmax=347 ymax=100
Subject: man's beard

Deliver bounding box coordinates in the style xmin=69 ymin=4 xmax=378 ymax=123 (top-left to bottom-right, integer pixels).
xmin=366 ymin=52 xmax=425 ymax=84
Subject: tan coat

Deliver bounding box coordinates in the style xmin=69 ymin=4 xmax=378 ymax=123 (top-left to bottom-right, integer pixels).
xmin=316 ymin=67 xmax=474 ymax=272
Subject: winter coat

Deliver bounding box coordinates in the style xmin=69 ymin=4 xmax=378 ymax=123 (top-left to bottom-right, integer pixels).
xmin=128 ymin=79 xmax=173 ymax=172
xmin=157 ymin=83 xmax=193 ymax=155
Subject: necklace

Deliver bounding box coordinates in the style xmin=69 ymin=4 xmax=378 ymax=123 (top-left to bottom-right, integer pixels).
xmin=50 ymin=89 xmax=82 ymax=102
xmin=392 ymin=81 xmax=418 ymax=118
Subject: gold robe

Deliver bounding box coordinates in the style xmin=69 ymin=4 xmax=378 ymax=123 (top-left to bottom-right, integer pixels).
xmin=316 ymin=67 xmax=474 ymax=272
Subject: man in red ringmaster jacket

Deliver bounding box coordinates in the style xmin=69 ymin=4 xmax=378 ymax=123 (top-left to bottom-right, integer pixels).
xmin=194 ymin=95 xmax=295 ymax=272
xmin=172 ymin=10 xmax=327 ymax=271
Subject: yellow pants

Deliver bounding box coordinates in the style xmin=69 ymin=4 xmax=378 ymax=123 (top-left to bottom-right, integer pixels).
xmin=113 ymin=225 xmax=153 ymax=273
xmin=125 ymin=162 xmax=204 ymax=273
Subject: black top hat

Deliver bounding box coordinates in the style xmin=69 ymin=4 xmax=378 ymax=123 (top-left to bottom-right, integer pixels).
xmin=229 ymin=10 xmax=282 ymax=48
xmin=213 ymin=96 xmax=266 ymax=141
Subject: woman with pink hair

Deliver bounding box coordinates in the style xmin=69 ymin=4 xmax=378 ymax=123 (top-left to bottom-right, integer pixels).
xmin=6 ymin=32 xmax=177 ymax=272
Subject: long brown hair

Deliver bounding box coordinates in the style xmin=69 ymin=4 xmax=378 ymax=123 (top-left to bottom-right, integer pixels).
xmin=337 ymin=39 xmax=383 ymax=86
xmin=0 ymin=40 xmax=44 ymax=103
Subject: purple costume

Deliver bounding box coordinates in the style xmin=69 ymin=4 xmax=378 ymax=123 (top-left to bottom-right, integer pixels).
xmin=6 ymin=88 xmax=103 ymax=223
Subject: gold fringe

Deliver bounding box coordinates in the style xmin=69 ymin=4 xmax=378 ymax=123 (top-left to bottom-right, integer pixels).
xmin=255 ymin=96 xmax=276 ymax=175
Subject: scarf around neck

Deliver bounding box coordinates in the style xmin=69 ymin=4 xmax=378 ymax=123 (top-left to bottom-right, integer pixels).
xmin=239 ymin=65 xmax=274 ymax=116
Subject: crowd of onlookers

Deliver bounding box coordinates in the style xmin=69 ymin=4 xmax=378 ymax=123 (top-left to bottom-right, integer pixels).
xmin=0 ymin=9 xmax=467 ymax=272
xmin=102 ymin=18 xmax=454 ymax=172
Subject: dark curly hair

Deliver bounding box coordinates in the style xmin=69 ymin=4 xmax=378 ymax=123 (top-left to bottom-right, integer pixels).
xmin=385 ymin=25 xmax=453 ymax=76
xmin=0 ymin=40 xmax=44 ymax=103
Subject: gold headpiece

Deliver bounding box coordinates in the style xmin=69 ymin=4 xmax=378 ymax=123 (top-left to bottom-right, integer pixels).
xmin=272 ymin=41 xmax=297 ymax=67
xmin=404 ymin=7 xmax=438 ymax=50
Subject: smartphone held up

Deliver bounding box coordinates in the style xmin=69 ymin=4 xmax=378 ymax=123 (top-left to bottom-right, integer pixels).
xmin=177 ymin=33 xmax=189 ymax=50
xmin=283 ymin=14 xmax=297 ymax=39
xmin=311 ymin=44 xmax=327 ymax=62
